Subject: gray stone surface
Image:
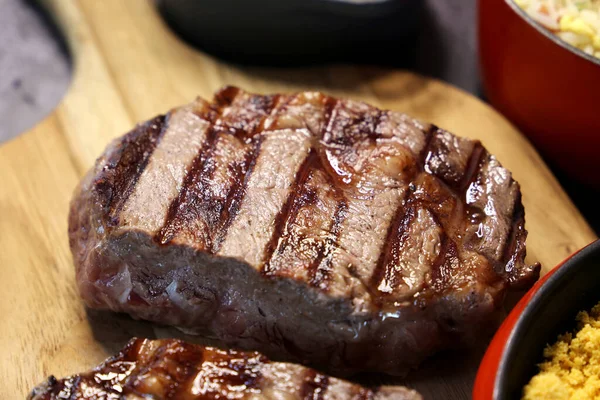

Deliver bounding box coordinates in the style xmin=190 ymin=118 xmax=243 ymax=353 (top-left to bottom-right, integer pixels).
xmin=0 ymin=0 xmax=70 ymax=143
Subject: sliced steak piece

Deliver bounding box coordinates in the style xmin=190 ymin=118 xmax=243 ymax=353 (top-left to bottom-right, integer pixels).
xmin=29 ymin=338 xmax=421 ymax=400
xmin=69 ymin=87 xmax=540 ymax=375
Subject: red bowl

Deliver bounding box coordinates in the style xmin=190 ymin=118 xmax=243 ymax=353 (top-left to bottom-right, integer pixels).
xmin=473 ymin=239 xmax=600 ymax=399
xmin=479 ymin=0 xmax=600 ymax=187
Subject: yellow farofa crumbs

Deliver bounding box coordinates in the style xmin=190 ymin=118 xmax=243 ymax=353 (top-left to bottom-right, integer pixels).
xmin=523 ymin=302 xmax=600 ymax=399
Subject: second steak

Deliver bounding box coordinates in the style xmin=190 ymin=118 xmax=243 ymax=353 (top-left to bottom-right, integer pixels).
xmin=69 ymin=87 xmax=540 ymax=375
xmin=30 ymin=338 xmax=421 ymax=400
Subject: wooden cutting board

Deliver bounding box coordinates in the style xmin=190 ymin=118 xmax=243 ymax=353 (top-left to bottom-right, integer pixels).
xmin=0 ymin=1 xmax=596 ymax=398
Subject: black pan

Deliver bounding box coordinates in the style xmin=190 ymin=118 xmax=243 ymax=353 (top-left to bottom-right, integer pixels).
xmin=157 ymin=0 xmax=422 ymax=66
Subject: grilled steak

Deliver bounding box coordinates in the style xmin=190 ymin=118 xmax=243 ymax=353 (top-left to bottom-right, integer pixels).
xmin=29 ymin=338 xmax=421 ymax=399
xmin=69 ymin=87 xmax=540 ymax=375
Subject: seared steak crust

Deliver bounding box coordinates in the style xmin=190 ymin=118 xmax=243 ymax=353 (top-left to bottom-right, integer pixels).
xmin=29 ymin=338 xmax=421 ymax=400
xmin=69 ymin=87 xmax=540 ymax=375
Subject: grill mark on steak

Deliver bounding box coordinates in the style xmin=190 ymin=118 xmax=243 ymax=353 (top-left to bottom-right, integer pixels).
xmin=126 ymin=333 xmax=146 ymax=355
xmin=429 ymin=229 xmax=459 ymax=292
xmin=458 ymin=144 xmax=539 ymax=283
xmin=419 ymin=125 xmax=437 ymax=166
xmin=308 ymin=109 xmax=350 ymax=289
xmin=301 ymin=370 xmax=330 ymax=400
xmin=321 ymin=96 xmax=340 ymax=138
xmin=216 ymin=136 xmax=264 ymax=250
xmin=156 ymin=126 xmax=221 ymax=246
xmin=389 ymin=132 xmax=483 ymax=292
xmin=459 ymin=142 xmax=485 ymax=192
xmin=319 ymin=98 xmax=417 ymax=297
xmin=370 ymin=126 xmax=478 ymax=298
xmin=153 ymin=340 xmax=266 ymax=398
xmin=194 ymin=87 xmax=239 ymax=122
xmin=460 ymin=144 xmax=487 ymax=224
xmin=262 ymin=150 xmax=319 ymax=274
xmin=105 ymin=114 xmax=168 ymax=223
xmin=370 ymin=109 xmax=385 ymax=142
xmin=371 ymin=201 xmax=418 ymax=296
xmin=503 ymin=191 xmax=525 ymax=269
xmin=163 ymin=342 xmax=207 ymax=399
xmin=214 ymin=96 xmax=284 ymax=253
xmin=502 ymin=191 xmax=540 ymax=287
xmin=201 ymin=353 xmax=265 ymax=396
xmin=215 ymin=86 xmax=241 ymax=108
xmin=122 ymin=339 xmax=171 ymax=394
xmin=262 ymin=97 xmax=339 ymax=278
xmin=410 ymin=135 xmax=480 ymax=296
xmin=259 ymin=155 xmax=347 ymax=287
xmin=308 ymin=198 xmax=348 ymax=289
xmin=369 ymin=126 xmax=435 ymax=295
xmin=154 ymin=92 xmax=234 ymax=246
xmin=157 ymin=93 xmax=281 ymax=250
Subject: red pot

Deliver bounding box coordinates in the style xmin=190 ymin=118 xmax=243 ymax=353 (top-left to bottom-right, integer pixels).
xmin=479 ymin=0 xmax=600 ymax=186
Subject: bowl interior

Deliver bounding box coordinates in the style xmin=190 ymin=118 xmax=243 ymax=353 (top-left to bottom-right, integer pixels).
xmin=496 ymin=240 xmax=600 ymax=399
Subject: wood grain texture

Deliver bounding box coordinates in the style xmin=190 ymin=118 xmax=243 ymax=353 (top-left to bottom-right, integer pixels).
xmin=0 ymin=0 xmax=595 ymax=399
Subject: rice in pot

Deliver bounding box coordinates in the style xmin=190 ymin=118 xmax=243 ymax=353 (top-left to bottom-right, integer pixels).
xmin=515 ymin=0 xmax=600 ymax=59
